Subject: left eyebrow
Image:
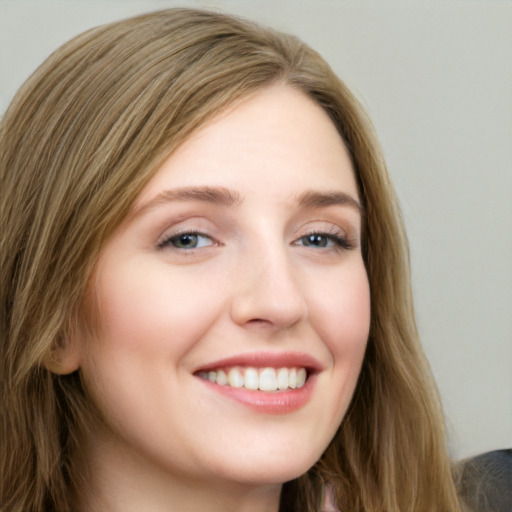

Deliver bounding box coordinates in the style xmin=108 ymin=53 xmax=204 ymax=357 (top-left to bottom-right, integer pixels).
xmin=293 ymin=190 xmax=363 ymax=214
xmin=129 ymin=186 xmax=243 ymax=219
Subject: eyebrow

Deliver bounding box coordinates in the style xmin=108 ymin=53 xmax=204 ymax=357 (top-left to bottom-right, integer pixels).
xmin=130 ymin=185 xmax=362 ymax=219
xmin=294 ymin=190 xmax=363 ymax=214
xmin=130 ymin=186 xmax=243 ymax=218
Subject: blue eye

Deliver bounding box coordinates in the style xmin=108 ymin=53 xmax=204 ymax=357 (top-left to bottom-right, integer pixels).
xmin=159 ymin=232 xmax=213 ymax=250
xmin=297 ymin=232 xmax=353 ymax=250
xmin=300 ymin=234 xmax=332 ymax=248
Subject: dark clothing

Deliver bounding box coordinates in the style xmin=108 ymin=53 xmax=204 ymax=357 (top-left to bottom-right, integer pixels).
xmin=458 ymin=449 xmax=512 ymax=512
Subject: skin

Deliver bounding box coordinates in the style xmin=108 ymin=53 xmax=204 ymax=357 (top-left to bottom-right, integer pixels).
xmin=66 ymin=84 xmax=371 ymax=512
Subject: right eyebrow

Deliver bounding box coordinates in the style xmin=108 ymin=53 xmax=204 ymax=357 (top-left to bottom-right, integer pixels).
xmin=294 ymin=190 xmax=363 ymax=215
xmin=129 ymin=186 xmax=243 ymax=219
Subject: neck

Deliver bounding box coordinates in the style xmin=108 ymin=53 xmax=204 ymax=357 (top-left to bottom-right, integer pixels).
xmin=73 ymin=426 xmax=283 ymax=512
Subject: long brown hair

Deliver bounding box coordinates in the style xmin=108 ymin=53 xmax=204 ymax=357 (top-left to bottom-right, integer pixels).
xmin=1 ymin=8 xmax=463 ymax=511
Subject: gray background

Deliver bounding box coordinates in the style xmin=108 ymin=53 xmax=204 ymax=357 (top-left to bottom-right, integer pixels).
xmin=1 ymin=0 xmax=511 ymax=460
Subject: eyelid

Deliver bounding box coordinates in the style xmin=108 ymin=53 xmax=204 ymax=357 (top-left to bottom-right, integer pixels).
xmin=294 ymin=224 xmax=357 ymax=251
xmin=156 ymin=229 xmax=217 ymax=250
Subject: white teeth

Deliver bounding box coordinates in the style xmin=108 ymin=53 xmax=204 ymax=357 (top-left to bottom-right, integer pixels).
xmin=277 ymin=368 xmax=289 ymax=390
xmin=216 ymin=369 xmax=227 ymax=386
xmin=297 ymin=368 xmax=307 ymax=388
xmin=200 ymin=366 xmax=308 ymax=391
xmin=259 ymin=368 xmax=277 ymax=391
xmin=244 ymin=368 xmax=259 ymax=390
xmin=289 ymin=368 xmax=297 ymax=389
xmin=227 ymin=368 xmax=244 ymax=388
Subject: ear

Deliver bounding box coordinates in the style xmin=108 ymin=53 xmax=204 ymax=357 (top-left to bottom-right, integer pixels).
xmin=44 ymin=336 xmax=81 ymax=375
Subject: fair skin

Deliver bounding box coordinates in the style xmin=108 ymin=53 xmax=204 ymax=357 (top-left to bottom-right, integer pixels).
xmin=67 ymin=85 xmax=370 ymax=512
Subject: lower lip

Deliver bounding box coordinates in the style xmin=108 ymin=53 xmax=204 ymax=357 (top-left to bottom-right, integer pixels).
xmin=197 ymin=374 xmax=316 ymax=414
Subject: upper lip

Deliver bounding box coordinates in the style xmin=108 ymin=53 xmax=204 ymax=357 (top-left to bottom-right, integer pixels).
xmin=194 ymin=351 xmax=325 ymax=374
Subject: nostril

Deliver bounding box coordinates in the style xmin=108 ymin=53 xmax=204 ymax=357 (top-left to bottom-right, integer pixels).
xmin=247 ymin=318 xmax=269 ymax=325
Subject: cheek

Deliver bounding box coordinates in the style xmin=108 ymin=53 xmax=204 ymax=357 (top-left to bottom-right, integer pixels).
xmin=78 ymin=260 xmax=225 ymax=428
xmin=314 ymin=263 xmax=371 ymax=358
xmin=310 ymin=262 xmax=370 ymax=412
xmin=91 ymin=260 xmax=222 ymax=358
xmin=79 ymin=261 xmax=226 ymax=440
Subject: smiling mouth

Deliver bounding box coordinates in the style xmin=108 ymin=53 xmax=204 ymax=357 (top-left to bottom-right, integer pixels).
xmin=197 ymin=366 xmax=308 ymax=392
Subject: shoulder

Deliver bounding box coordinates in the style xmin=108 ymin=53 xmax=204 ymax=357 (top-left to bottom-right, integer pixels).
xmin=458 ymin=449 xmax=512 ymax=512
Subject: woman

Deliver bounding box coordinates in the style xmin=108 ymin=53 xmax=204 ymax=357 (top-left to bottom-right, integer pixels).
xmin=1 ymin=8 xmax=464 ymax=512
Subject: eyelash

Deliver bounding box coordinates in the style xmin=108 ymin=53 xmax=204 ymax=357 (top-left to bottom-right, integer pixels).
xmin=157 ymin=227 xmax=354 ymax=253
xmin=157 ymin=230 xmax=215 ymax=251
xmin=295 ymin=228 xmax=354 ymax=251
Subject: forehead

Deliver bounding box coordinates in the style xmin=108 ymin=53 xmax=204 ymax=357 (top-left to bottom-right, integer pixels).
xmin=134 ymin=84 xmax=358 ymax=208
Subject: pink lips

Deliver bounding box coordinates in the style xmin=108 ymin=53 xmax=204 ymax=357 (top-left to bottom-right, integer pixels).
xmin=194 ymin=351 xmax=323 ymax=414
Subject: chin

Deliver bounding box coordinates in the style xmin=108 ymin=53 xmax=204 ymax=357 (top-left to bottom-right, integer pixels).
xmin=207 ymin=448 xmax=322 ymax=487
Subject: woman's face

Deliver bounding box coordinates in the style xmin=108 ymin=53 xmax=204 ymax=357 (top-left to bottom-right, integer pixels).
xmin=77 ymin=85 xmax=370 ymax=490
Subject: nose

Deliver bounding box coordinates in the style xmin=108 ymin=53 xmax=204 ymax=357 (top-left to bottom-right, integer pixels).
xmin=229 ymin=245 xmax=308 ymax=330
